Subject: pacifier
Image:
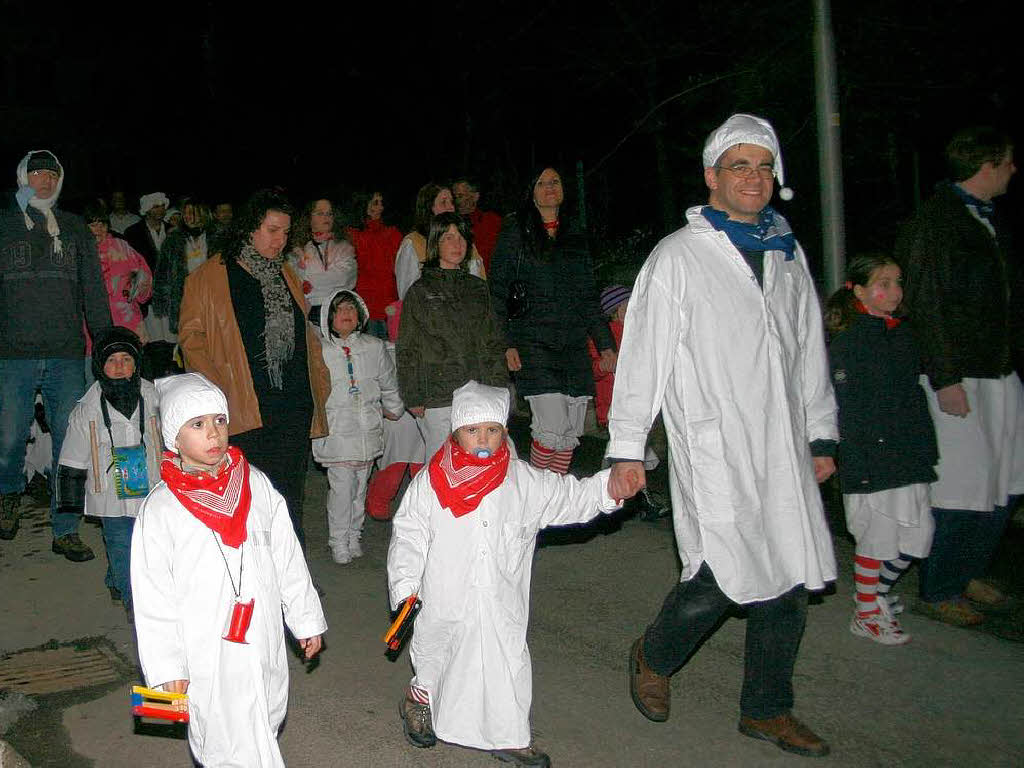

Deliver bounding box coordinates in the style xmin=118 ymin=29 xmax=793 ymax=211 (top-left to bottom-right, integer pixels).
xmin=474 ymin=449 xmax=492 ymax=459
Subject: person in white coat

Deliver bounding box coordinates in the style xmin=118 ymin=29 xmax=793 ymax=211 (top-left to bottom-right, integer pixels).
xmin=131 ymin=373 xmax=326 ymax=768
xmin=608 ymin=114 xmax=838 ymax=758
xmin=388 ymin=381 xmax=619 ymax=768
xmin=313 ymin=288 xmax=404 ymax=563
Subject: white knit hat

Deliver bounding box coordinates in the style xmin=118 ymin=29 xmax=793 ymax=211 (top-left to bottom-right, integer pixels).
xmin=450 ymin=381 xmax=510 ymax=431
xmin=155 ymin=373 xmax=229 ymax=452
xmin=702 ymin=113 xmax=793 ymax=201
xmin=139 ymin=192 xmax=170 ymax=216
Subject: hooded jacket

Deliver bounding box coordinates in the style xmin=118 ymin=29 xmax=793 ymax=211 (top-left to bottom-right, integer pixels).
xmin=312 ymin=289 xmax=404 ymax=463
xmin=1 ymin=151 xmax=111 ymax=358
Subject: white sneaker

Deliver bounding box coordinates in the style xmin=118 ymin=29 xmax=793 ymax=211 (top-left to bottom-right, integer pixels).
xmin=852 ymin=592 xmax=904 ymax=615
xmin=880 ymin=593 xmax=905 ymax=615
xmin=850 ymin=599 xmax=911 ymax=645
xmin=349 ymin=532 xmax=363 ymax=559
xmin=332 ymin=547 xmax=352 ymax=565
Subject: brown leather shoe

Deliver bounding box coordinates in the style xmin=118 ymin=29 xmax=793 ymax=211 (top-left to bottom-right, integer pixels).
xmin=629 ymin=637 xmax=669 ymax=722
xmin=964 ymin=579 xmax=1009 ymax=607
xmin=739 ymin=713 xmax=829 ymax=757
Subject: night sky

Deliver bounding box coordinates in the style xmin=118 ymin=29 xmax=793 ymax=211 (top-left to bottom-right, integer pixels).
xmin=2 ymin=0 xmax=1019 ymax=263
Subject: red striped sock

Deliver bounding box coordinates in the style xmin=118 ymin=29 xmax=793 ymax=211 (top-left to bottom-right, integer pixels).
xmin=854 ymin=554 xmax=882 ymax=617
xmin=530 ymin=440 xmax=555 ymax=469
xmin=408 ymin=684 xmax=430 ymax=704
xmin=548 ymin=449 xmax=574 ymax=475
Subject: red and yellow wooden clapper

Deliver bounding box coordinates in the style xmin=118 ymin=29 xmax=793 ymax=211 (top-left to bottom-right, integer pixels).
xmin=130 ymin=685 xmax=189 ymax=723
xmin=383 ymin=594 xmax=422 ymax=654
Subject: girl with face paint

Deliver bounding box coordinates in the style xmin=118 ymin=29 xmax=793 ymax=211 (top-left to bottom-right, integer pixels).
xmin=824 ymin=254 xmax=940 ymax=645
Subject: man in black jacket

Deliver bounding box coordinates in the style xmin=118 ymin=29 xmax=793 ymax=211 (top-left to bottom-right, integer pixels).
xmin=897 ymin=126 xmax=1020 ymax=626
xmin=0 ymin=150 xmax=111 ymax=559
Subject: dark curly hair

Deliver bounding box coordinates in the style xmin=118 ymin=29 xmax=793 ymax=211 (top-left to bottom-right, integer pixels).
xmin=290 ymin=197 xmax=350 ymax=252
xmin=349 ymin=189 xmax=390 ymax=229
xmin=222 ymin=188 xmax=295 ymax=262
xmin=423 ymin=212 xmax=474 ymax=272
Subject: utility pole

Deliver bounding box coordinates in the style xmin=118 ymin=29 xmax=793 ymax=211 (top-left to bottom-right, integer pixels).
xmin=813 ymin=0 xmax=845 ymax=294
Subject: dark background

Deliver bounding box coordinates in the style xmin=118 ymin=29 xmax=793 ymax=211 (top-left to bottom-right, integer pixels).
xmin=2 ymin=0 xmax=1020 ymax=279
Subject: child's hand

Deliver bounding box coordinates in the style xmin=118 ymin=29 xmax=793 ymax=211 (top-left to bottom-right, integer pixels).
xmin=163 ymin=679 xmax=189 ymax=694
xmin=299 ymin=635 xmax=323 ymax=659
xmin=812 ymin=456 xmax=836 ymax=483
xmin=383 ymin=409 xmax=400 ymax=421
xmin=598 ymin=348 xmax=618 ymax=373
xmin=505 ymin=348 xmax=522 ymax=372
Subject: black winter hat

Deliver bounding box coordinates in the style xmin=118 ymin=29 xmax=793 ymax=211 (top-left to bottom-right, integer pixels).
xmin=92 ymin=326 xmax=143 ymax=379
xmin=27 ymin=151 xmax=60 ymax=174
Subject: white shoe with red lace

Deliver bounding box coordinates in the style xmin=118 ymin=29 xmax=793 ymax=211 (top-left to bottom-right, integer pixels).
xmin=850 ymin=598 xmax=911 ymax=645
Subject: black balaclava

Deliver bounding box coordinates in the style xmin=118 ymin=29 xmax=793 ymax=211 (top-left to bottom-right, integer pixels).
xmin=92 ymin=327 xmax=144 ymax=419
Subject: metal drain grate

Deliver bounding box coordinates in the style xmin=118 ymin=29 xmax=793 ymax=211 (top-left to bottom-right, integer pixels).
xmin=0 ymin=644 xmax=126 ymax=695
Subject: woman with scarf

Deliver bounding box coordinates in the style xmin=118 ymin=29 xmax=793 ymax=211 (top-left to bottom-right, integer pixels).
xmin=177 ymin=189 xmax=331 ymax=546
xmin=348 ymin=189 xmax=403 ymax=339
xmin=289 ymin=197 xmax=358 ymax=322
xmin=56 ymin=327 xmax=160 ymax=621
xmin=488 ymin=165 xmax=615 ymax=476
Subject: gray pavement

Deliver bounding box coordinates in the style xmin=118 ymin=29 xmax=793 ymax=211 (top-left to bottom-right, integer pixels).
xmin=2 ymin=456 xmax=1023 ymax=767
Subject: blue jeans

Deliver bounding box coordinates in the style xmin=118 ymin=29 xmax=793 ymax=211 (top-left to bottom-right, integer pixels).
xmin=643 ymin=562 xmax=808 ymax=719
xmin=918 ymin=497 xmax=1018 ymax=603
xmin=0 ymin=358 xmax=86 ymax=537
xmin=102 ymin=516 xmax=136 ymax=606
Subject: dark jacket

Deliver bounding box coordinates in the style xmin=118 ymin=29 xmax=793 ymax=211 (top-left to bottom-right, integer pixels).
xmin=123 ymin=219 xmax=164 ymax=271
xmin=488 ymin=212 xmax=613 ymax=398
xmin=397 ymin=266 xmax=508 ymax=409
xmin=152 ymin=228 xmax=203 ymax=333
xmin=896 ymin=184 xmax=1020 ymax=390
xmin=829 ymin=313 xmax=938 ymax=494
xmin=0 ymin=203 xmax=111 ymax=358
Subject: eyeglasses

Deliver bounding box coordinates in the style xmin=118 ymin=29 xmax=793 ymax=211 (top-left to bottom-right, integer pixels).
xmin=716 ymin=164 xmax=775 ymax=180
xmin=535 ymin=179 xmax=562 ymax=188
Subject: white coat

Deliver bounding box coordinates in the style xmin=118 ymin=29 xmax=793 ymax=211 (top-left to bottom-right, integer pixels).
xmin=607 ymin=206 xmax=838 ymax=603
xmin=289 ymin=238 xmax=357 ymax=307
xmin=131 ymin=465 xmax=327 ymax=768
xmin=58 ymin=380 xmax=161 ymax=518
xmin=388 ymin=462 xmax=616 ymax=750
xmin=313 ymin=289 xmax=404 ymax=464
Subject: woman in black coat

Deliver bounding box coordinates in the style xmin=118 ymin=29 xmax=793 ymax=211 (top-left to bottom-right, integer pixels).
xmin=488 ymin=166 xmax=615 ymax=474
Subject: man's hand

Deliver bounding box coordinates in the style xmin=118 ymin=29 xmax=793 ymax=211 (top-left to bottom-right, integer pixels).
xmin=813 ymin=457 xmax=836 ymax=483
xmin=598 ymin=348 xmax=618 ymax=373
xmin=299 ymin=635 xmax=323 ymax=659
xmin=937 ymin=383 xmax=970 ymax=418
xmin=505 ymin=348 xmax=522 ymax=372
xmin=163 ymin=679 xmax=189 ymax=694
xmin=609 ymin=461 xmax=646 ymax=502
xmin=408 ymin=406 xmax=425 ymax=418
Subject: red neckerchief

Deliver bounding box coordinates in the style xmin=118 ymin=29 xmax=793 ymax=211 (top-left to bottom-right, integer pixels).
xmin=543 ymin=219 xmax=559 ymax=234
xmin=312 ymin=231 xmax=331 ymax=244
xmin=160 ymin=446 xmax=251 ymax=548
xmin=853 ymin=298 xmax=901 ymax=329
xmin=428 ymin=436 xmax=510 ymax=517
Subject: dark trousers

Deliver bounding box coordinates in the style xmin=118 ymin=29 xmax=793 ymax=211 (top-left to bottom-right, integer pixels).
xmin=232 ymin=425 xmax=311 ymax=548
xmin=642 ymin=562 xmax=808 ymax=720
xmin=918 ymin=496 xmax=1017 ymax=603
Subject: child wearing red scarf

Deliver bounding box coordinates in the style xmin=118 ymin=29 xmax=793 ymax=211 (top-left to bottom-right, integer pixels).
xmin=388 ymin=380 xmax=620 ymax=767
xmin=131 ymin=373 xmax=326 ymax=768
xmin=825 ymin=255 xmax=939 ymax=645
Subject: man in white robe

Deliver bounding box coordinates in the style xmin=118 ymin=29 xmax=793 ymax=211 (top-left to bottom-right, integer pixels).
xmin=608 ymin=114 xmax=837 ymax=758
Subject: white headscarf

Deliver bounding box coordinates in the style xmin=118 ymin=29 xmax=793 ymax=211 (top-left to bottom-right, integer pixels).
xmin=702 ymin=113 xmax=793 ymax=201
xmin=155 ymin=373 xmax=230 ymax=452
xmin=15 ymin=150 xmax=65 ymax=255
xmin=139 ymin=192 xmax=170 ymax=216
xmin=450 ymin=380 xmax=510 ymax=431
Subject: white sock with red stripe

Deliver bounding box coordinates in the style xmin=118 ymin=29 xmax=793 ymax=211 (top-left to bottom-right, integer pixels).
xmin=407 ymin=684 xmax=430 ymax=704
xmin=548 ymin=449 xmax=574 ymax=475
xmin=854 ymin=553 xmax=882 ymax=618
xmin=530 ymin=440 xmax=555 ymax=470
